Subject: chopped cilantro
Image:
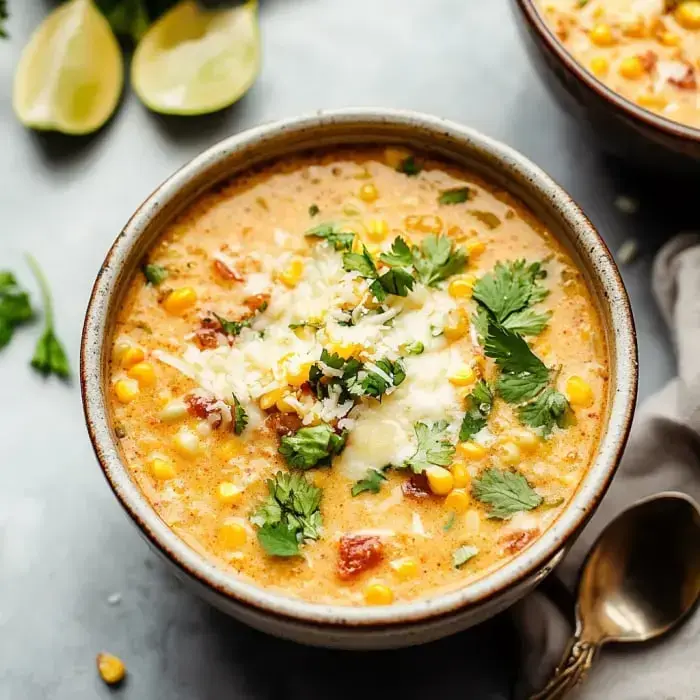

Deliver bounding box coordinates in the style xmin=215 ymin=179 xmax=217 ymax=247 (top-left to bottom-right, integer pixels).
xmin=380 ymin=236 xmax=413 ymax=268
xmin=351 ymin=466 xmax=390 ymax=496
xmin=376 ymin=268 xmax=415 ymax=297
xmin=443 ymin=512 xmax=456 ymax=532
xmin=518 ymin=387 xmax=572 ymax=436
xmin=231 ymin=393 xmax=248 ymax=435
xmin=343 ymin=245 xmax=378 ymax=278
xmin=308 ymin=349 xmax=362 ymax=401
xmin=306 ymin=222 xmax=354 ymax=251
xmin=403 ymin=340 xmax=424 ymax=355
xmin=214 ymin=312 xmax=252 ymax=337
xmin=438 ymin=187 xmax=472 ymax=205
xmin=278 ymin=423 xmax=348 ymax=470
xmin=459 ymin=380 xmax=493 ymax=441
xmin=396 ymin=155 xmax=422 ymax=176
xmin=142 ymin=263 xmax=168 ymax=286
xmin=469 ymin=210 xmax=501 ymax=229
xmin=308 ymin=204 xmax=320 ymax=217
xmin=289 ymin=321 xmax=323 ymax=330
xmin=453 ymin=545 xmax=479 ymax=568
xmin=344 ymin=244 xmax=416 ymax=301
xmin=0 ymin=272 xmax=33 ymax=349
xmin=251 ymin=471 xmax=322 ymax=556
xmin=404 ymin=420 xmax=456 ymax=474
xmin=347 ymin=358 xmax=406 ymax=399
xmin=412 ymin=234 xmax=467 ymax=287
xmin=472 ymin=468 xmax=543 ymax=519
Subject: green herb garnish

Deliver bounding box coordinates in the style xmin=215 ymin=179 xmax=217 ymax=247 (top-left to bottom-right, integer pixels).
xmin=0 ymin=272 xmax=33 ymax=349
xmin=412 ymin=234 xmax=467 ymax=287
xmin=26 ymin=254 xmax=70 ymax=378
xmin=453 ymin=545 xmax=479 ymax=568
xmin=351 ymin=466 xmax=390 ymax=496
xmin=397 ymin=155 xmax=422 ymax=176
xmin=438 ymin=187 xmax=472 ymax=205
xmin=459 ymin=380 xmax=493 ymax=441
xmin=279 ymin=423 xmax=348 ymax=470
xmin=404 ymin=420 xmax=455 ymax=474
xmin=308 ymin=204 xmax=320 ymax=217
xmin=251 ymin=471 xmax=323 ymax=557
xmin=343 ymin=245 xmax=379 ymax=278
xmin=379 ymin=236 xmax=413 ymax=268
xmin=231 ymin=393 xmax=248 ymax=435
xmin=344 ymin=244 xmax=416 ymax=301
xmin=289 ymin=321 xmax=323 ymax=330
xmin=502 ymin=307 xmax=552 ymax=336
xmin=306 ymin=222 xmax=355 ymax=251
xmin=472 ymin=468 xmax=543 ymax=519
xmin=402 ymin=340 xmax=425 ymax=355
xmin=443 ymin=512 xmax=456 ymax=532
xmin=347 ymin=358 xmax=406 ymax=399
xmin=518 ymin=387 xmax=572 ymax=436
xmin=142 ymin=263 xmax=168 ymax=286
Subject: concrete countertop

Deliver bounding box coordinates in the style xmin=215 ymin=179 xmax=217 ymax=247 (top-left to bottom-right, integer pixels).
xmin=0 ymin=0 xmax=682 ymax=698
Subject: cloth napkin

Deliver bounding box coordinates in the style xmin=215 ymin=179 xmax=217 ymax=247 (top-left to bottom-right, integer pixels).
xmin=514 ymin=234 xmax=700 ymax=700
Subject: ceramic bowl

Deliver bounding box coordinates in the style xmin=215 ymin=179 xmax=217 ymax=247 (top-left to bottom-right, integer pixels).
xmin=513 ymin=0 xmax=700 ymax=175
xmin=81 ymin=108 xmax=638 ymax=649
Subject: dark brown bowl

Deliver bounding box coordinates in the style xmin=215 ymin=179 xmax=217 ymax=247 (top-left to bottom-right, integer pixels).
xmin=513 ymin=0 xmax=700 ymax=175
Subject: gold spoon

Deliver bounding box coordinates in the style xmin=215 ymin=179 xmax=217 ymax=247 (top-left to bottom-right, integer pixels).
xmin=532 ymin=491 xmax=700 ymax=699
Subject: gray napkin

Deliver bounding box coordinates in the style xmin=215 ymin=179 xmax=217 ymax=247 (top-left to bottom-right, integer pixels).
xmin=514 ymin=235 xmax=700 ymax=700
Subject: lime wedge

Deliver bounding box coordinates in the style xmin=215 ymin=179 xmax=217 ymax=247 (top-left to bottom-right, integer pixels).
xmin=132 ymin=0 xmax=260 ymax=116
xmin=13 ymin=0 xmax=124 ymax=135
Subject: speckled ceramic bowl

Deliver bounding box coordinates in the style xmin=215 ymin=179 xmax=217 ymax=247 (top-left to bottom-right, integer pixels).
xmin=513 ymin=0 xmax=700 ymax=175
xmin=81 ymin=109 xmax=638 ymax=649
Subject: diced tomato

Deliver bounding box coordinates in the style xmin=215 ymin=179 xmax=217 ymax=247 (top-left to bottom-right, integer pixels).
xmin=337 ymin=534 xmax=383 ymax=579
xmin=501 ymin=529 xmax=540 ymax=555
xmin=194 ymin=328 xmax=220 ymax=349
xmin=402 ymin=473 xmax=432 ymax=499
xmin=186 ymin=394 xmax=223 ymax=428
xmin=244 ymin=294 xmax=270 ymax=312
xmin=265 ymin=411 xmax=302 ymax=437
xmin=213 ymin=258 xmax=243 ymax=281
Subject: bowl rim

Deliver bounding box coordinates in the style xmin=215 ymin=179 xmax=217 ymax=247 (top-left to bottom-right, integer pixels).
xmin=514 ymin=0 xmax=700 ymax=144
xmin=81 ymin=107 xmax=638 ymax=628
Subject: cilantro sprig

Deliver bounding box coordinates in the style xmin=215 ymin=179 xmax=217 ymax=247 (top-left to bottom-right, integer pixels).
xmin=404 ymin=420 xmax=455 ymax=474
xmin=231 ymin=393 xmax=248 ymax=435
xmin=343 ymin=243 xmax=416 ymax=302
xmin=251 ymin=471 xmax=323 ymax=557
xmin=438 ymin=187 xmax=472 ymax=205
xmin=0 ymin=272 xmax=33 ymax=349
xmin=213 ymin=301 xmax=268 ymax=338
xmin=306 ymin=222 xmax=355 ymax=251
xmin=351 ymin=466 xmax=390 ymax=496
xmin=142 ymin=263 xmax=168 ymax=286
xmin=459 ymin=380 xmax=493 ymax=441
xmin=411 ymin=234 xmax=467 ymax=287
xmin=279 ymin=423 xmax=348 ymax=470
xmin=472 ymin=468 xmax=543 ymax=519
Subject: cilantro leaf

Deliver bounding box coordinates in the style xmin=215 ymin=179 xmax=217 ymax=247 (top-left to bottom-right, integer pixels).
xmin=369 ymin=278 xmax=387 ymax=303
xmin=404 ymin=420 xmax=456 ymax=474
xmin=376 ymin=268 xmax=415 ymax=297
xmin=438 ymin=187 xmax=473 ymax=205
xmin=289 ymin=321 xmax=323 ymax=330
xmin=214 ymin=312 xmax=251 ymax=337
xmin=402 ymin=340 xmax=424 ymax=355
xmin=279 ymin=423 xmax=348 ymax=470
xmin=308 ymin=204 xmax=320 ymax=217
xmin=380 ymin=237 xmax=413 ymax=268
xmin=518 ymin=387 xmax=572 ymax=436
xmin=351 ymin=466 xmax=390 ymax=496
xmin=472 ymin=468 xmax=543 ymax=519
xmin=347 ymin=358 xmax=406 ymax=399
xmin=343 ymin=245 xmax=378 ymax=278
xmin=412 ymin=234 xmax=467 ymax=287
xmin=443 ymin=512 xmax=456 ymax=531
xmin=484 ymin=322 xmax=550 ymax=402
xmin=453 ymin=545 xmax=479 ymax=569
xmin=472 ymin=304 xmax=490 ymax=344
xmin=0 ymin=272 xmax=33 ymax=349
xmin=308 ymin=349 xmax=362 ymax=401
xmin=396 ymin=155 xmax=422 ymax=176
xmin=502 ymin=308 xmax=552 ymax=336
xmin=26 ymin=255 xmax=70 ymax=378
xmin=251 ymin=471 xmax=323 ymax=556
xmin=143 ymin=263 xmax=168 ymax=286
xmin=232 ymin=393 xmax=248 ymax=435
xmin=459 ymin=380 xmax=493 ymax=441
xmin=306 ymin=222 xmax=355 ymax=251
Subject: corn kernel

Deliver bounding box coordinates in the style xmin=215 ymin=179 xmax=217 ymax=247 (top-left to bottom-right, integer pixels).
xmin=636 ymin=93 xmax=669 ymax=109
xmin=219 ymin=520 xmax=247 ymax=549
xmin=159 ymin=399 xmax=188 ymax=423
xmin=449 ymin=365 xmax=476 ymax=386
xmin=513 ymin=429 xmax=539 ymax=452
xmin=390 ymin=558 xmax=418 ymax=581
xmin=622 ymin=19 xmax=648 ymax=38
xmin=498 ymin=441 xmax=521 ymax=466
xmin=566 ymin=375 xmax=593 ymax=407
xmin=426 ymin=465 xmax=454 ymax=495
xmin=328 ymin=342 xmax=360 ymax=359
xmin=287 ymin=361 xmax=313 ymax=387
xmin=259 ymin=388 xmax=285 ymax=411
xmin=279 ymin=257 xmax=305 ymax=288
xmin=359 ymin=183 xmax=379 ymax=202
xmin=217 ymin=481 xmax=244 ymax=504
xmin=121 ymin=346 xmax=145 ymax=369
xmin=127 ymin=361 xmax=156 ymax=388
xmin=589 ymin=23 xmax=616 ymax=46
xmin=366 ymin=219 xmax=390 ymax=242
xmin=150 ymin=457 xmax=176 ymax=480
xmin=466 ymin=238 xmax=486 ymax=259
xmin=364 ymin=583 xmax=394 ymax=605
xmin=114 ymin=378 xmax=139 ymax=403
xmin=445 ymin=488 xmax=470 ymax=514
xmin=276 ymin=395 xmax=297 ymax=413
xmin=173 ymin=429 xmax=200 ymax=457
xmin=658 ymin=31 xmax=681 ymax=46
xmin=457 ymin=441 xmax=488 ymax=460
xmin=216 ymin=438 xmax=243 ymax=461
xmin=590 ymin=56 xmax=609 ymax=77
xmin=451 ymin=461 xmax=470 ymax=488
xmin=418 ymin=214 xmax=444 ymax=234
xmin=464 ymin=508 xmax=481 ymax=534
xmin=676 ymin=1 xmax=700 ymax=30
xmin=618 ymin=56 xmax=644 ymax=80
xmin=448 ymin=276 xmax=475 ymax=298
xmin=97 ymin=652 xmax=126 ymax=686
xmin=163 ymin=287 xmax=197 ymax=314
xmin=443 ymin=308 xmax=469 ymax=341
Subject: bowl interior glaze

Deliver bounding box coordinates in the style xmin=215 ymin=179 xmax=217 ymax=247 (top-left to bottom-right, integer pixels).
xmin=81 ymin=109 xmax=637 ymax=628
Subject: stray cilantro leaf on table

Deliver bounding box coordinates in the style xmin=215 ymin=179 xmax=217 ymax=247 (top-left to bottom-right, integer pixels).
xmin=453 ymin=545 xmax=479 ymax=569
xmin=438 ymin=187 xmax=472 ymax=205
xmin=518 ymin=387 xmax=572 ymax=436
xmin=412 ymin=234 xmax=467 ymax=287
xmin=142 ymin=263 xmax=168 ymax=286
xmin=351 ymin=465 xmax=390 ymax=496
xmin=459 ymin=380 xmax=493 ymax=441
xmin=396 ymin=155 xmax=422 ymax=176
xmin=251 ymin=471 xmax=323 ymax=556
xmin=306 ymin=222 xmax=354 ymax=251
xmin=279 ymin=423 xmax=348 ymax=470
xmin=472 ymin=468 xmax=543 ymax=519
xmin=231 ymin=393 xmax=248 ymax=435
xmin=0 ymin=271 xmax=33 ymax=349
xmin=26 ymin=254 xmax=70 ymax=378
xmin=404 ymin=420 xmax=455 ymax=474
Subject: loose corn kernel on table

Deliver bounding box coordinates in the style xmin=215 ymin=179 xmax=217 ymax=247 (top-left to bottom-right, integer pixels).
xmin=0 ymin=0 xmax=682 ymax=698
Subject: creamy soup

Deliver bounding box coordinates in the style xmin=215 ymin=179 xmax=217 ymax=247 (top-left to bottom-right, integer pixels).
xmin=538 ymin=0 xmax=700 ymax=129
xmin=110 ymin=147 xmax=608 ymax=606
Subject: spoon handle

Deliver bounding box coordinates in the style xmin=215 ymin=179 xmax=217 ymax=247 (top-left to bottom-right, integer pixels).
xmin=530 ymin=637 xmax=598 ymax=699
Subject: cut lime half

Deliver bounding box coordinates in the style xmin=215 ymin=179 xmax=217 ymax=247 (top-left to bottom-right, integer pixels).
xmin=13 ymin=0 xmax=124 ymax=135
xmin=131 ymin=0 xmax=261 ymax=116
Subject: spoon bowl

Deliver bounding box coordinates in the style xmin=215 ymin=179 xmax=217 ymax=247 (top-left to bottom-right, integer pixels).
xmin=533 ymin=492 xmax=700 ymax=699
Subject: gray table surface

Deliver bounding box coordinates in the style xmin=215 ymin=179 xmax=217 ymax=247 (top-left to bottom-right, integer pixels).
xmin=0 ymin=0 xmax=683 ymax=698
